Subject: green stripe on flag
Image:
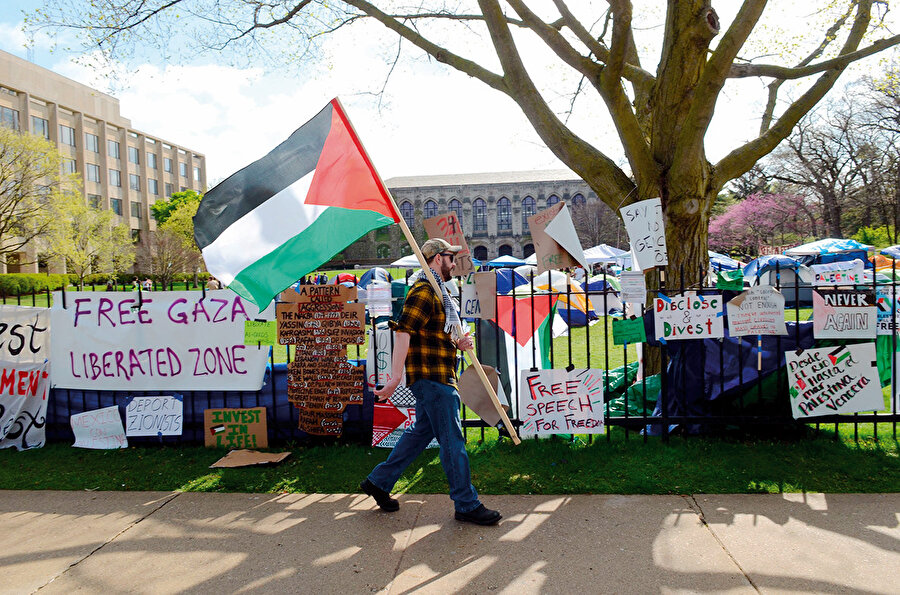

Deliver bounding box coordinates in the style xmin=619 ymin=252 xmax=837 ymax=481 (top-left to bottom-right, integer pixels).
xmin=229 ymin=206 xmax=395 ymax=307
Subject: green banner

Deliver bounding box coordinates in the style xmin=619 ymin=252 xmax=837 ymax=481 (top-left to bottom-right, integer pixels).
xmin=716 ymin=270 xmax=744 ymax=291
xmin=612 ymin=317 xmax=647 ymax=345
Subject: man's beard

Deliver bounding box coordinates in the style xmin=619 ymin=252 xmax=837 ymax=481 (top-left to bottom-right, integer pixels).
xmin=440 ymin=261 xmax=453 ymax=281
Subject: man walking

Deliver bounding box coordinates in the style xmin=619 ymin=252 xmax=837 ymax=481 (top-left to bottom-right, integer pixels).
xmin=360 ymin=238 xmax=501 ymax=525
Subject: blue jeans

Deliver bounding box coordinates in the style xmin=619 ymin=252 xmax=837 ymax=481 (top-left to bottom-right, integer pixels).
xmin=368 ymin=379 xmax=481 ymax=513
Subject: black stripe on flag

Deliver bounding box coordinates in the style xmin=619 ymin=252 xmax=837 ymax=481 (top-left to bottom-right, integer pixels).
xmin=193 ymin=102 xmax=334 ymax=249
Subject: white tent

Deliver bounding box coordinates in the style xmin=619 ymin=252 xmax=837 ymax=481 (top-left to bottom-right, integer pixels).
xmin=390 ymin=254 xmax=420 ymax=267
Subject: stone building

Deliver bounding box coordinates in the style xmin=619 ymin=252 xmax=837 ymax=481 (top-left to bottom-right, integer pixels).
xmin=346 ymin=170 xmax=619 ymax=262
xmin=0 ymin=49 xmax=206 ymax=272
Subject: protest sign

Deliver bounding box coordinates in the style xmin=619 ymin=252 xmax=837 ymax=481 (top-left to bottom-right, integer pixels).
xmin=812 ymin=289 xmax=876 ymax=339
xmin=876 ymin=287 xmax=899 ymax=335
xmin=518 ymin=368 xmax=604 ymax=436
xmin=528 ymin=202 xmax=579 ymax=273
xmin=458 ymin=365 xmax=508 ymax=426
xmin=716 ymin=270 xmax=744 ymax=291
xmin=620 ymin=198 xmax=667 ymax=271
xmin=51 ymin=291 xmax=269 ymax=391
xmin=542 ymin=203 xmax=587 ymax=269
xmin=653 ymin=292 xmax=724 ymax=341
xmin=0 ymin=305 xmax=50 ymax=363
xmin=726 ymin=287 xmax=787 ymax=336
xmin=204 ymin=407 xmax=267 ymax=448
xmin=71 ymin=405 xmax=127 ymax=449
xmin=811 ymin=261 xmax=864 ymax=286
xmin=124 ymin=395 xmax=183 ymax=437
xmin=244 ymin=320 xmax=277 ymax=345
xmin=619 ymin=271 xmax=646 ymax=305
xmin=786 ymin=344 xmax=883 ymax=419
xmin=0 ymin=360 xmax=50 ymax=450
xmin=424 ymin=212 xmax=475 ymax=276
xmin=612 ymin=317 xmax=647 ymax=345
xmin=365 ymin=281 xmax=392 ymax=317
xmin=460 ymin=272 xmax=497 ymax=319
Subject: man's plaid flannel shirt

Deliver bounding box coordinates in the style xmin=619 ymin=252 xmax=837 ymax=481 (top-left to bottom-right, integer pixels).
xmin=390 ymin=279 xmax=459 ymax=387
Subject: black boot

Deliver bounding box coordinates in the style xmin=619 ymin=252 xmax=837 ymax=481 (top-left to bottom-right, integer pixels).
xmin=360 ymin=479 xmax=400 ymax=512
xmin=455 ymin=504 xmax=502 ymax=525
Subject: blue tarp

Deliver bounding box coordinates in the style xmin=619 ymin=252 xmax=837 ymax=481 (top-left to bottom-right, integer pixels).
xmin=784 ymin=238 xmax=871 ymax=255
xmin=359 ymin=267 xmax=392 ymax=288
xmin=709 ymin=251 xmax=740 ymax=272
xmin=743 ymin=255 xmax=801 ymax=279
xmin=495 ymin=269 xmax=529 ymax=294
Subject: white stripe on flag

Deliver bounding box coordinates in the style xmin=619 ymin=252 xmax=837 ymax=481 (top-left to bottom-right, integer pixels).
xmin=201 ymin=171 xmax=321 ymax=284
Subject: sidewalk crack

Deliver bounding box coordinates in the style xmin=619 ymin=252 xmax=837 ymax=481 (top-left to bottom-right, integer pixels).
xmin=33 ymin=491 xmax=181 ymax=593
xmin=686 ymin=494 xmax=760 ymax=594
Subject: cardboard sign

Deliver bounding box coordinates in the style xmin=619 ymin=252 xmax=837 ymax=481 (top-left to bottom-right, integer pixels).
xmin=124 ymin=395 xmax=183 ymax=437
xmin=244 ymin=320 xmax=277 ymax=345
xmin=619 ymin=271 xmax=646 ymax=305
xmin=276 ymin=302 xmax=365 ymax=345
xmin=876 ymin=287 xmax=899 ymax=335
xmin=653 ymin=292 xmax=724 ymax=341
xmin=811 ymin=261 xmax=864 ymax=286
xmin=620 ymin=198 xmax=667 ymax=271
xmin=612 ymin=317 xmax=647 ymax=345
xmin=204 ymin=407 xmax=267 ymax=448
xmin=458 ymin=364 xmax=508 ymax=426
xmin=542 ymin=203 xmax=587 ymax=269
xmin=0 ymin=360 xmax=51 ymax=450
xmin=528 ymin=202 xmax=579 ymax=273
xmin=71 ymin=406 xmax=127 ymax=449
xmin=726 ymin=287 xmax=787 ymax=337
xmin=716 ymin=270 xmax=745 ymax=291
xmin=280 ymin=284 xmax=357 ymax=303
xmin=786 ymin=344 xmax=884 ymax=419
xmin=518 ymin=368 xmax=605 ymax=436
xmin=0 ymin=306 xmax=50 ymax=363
xmin=424 ymin=212 xmax=475 ymax=276
xmin=460 ymin=272 xmax=497 ymax=319
xmin=812 ymin=289 xmax=876 ymax=339
xmin=209 ymin=449 xmax=291 ymax=468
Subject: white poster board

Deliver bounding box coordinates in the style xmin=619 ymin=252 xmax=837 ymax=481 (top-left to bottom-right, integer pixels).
xmin=812 ymin=289 xmax=876 ymax=339
xmin=726 ymin=286 xmax=787 ymax=336
xmin=0 ymin=360 xmax=51 ymax=450
xmin=619 ymin=271 xmax=647 ymax=305
xmin=518 ymin=368 xmax=604 ymax=437
xmin=620 ymin=198 xmax=667 ymax=271
xmin=461 ymin=273 xmax=482 ymax=318
xmin=50 ymin=290 xmax=269 ymax=390
xmin=71 ymin=405 xmax=128 ymax=449
xmin=365 ymin=282 xmax=392 ymax=317
xmin=124 ymin=395 xmax=183 ymax=437
xmin=811 ymin=261 xmax=864 ymax=286
xmin=786 ymin=344 xmax=884 ymax=418
xmin=653 ymin=292 xmax=724 ymax=341
xmin=876 ymin=287 xmax=899 ymax=335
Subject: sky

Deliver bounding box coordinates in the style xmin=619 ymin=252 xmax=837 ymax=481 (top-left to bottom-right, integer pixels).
xmin=0 ymin=2 xmax=896 ymax=188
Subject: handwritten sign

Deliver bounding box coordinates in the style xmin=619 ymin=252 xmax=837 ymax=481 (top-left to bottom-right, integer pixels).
xmin=620 ymin=198 xmax=667 ymax=271
xmin=716 ymin=270 xmax=744 ymax=291
xmin=365 ymin=281 xmax=392 ymax=317
xmin=518 ymin=368 xmax=605 ymax=436
xmin=124 ymin=395 xmax=183 ymax=437
xmin=612 ymin=317 xmax=647 ymax=345
xmin=0 ymin=305 xmax=49 ymax=363
xmin=812 ymin=289 xmax=876 ymax=339
xmin=71 ymin=406 xmax=127 ymax=449
xmin=424 ymin=212 xmax=474 ymax=276
xmin=0 ymin=359 xmax=50 ymax=450
xmin=653 ymin=292 xmax=724 ymax=341
xmin=811 ymin=261 xmax=864 ymax=286
xmin=528 ymin=202 xmax=579 ymax=273
xmin=204 ymin=407 xmax=267 ymax=448
xmin=786 ymin=344 xmax=884 ymax=419
xmin=50 ymin=291 xmax=269 ymax=391
xmin=619 ymin=271 xmax=646 ymax=305
xmin=244 ymin=320 xmax=277 ymax=345
xmin=726 ymin=287 xmax=787 ymax=336
xmin=460 ymin=272 xmax=496 ymax=319
xmin=876 ymin=287 xmax=899 ymax=335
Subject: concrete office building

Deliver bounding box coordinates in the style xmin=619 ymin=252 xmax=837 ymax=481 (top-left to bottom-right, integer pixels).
xmin=0 ymin=49 xmax=206 ymax=273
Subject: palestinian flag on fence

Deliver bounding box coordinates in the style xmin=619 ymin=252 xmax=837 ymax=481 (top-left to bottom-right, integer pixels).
xmin=194 ymin=99 xmax=400 ymax=308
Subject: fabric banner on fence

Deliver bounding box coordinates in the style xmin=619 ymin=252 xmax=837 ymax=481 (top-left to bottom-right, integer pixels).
xmin=0 ymin=305 xmax=50 ymax=363
xmin=0 ymin=360 xmax=51 ymax=450
xmin=50 ymin=290 xmax=269 ymax=391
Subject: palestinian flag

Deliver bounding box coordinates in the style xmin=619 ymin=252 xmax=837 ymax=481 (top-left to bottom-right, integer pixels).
xmin=194 ymin=99 xmax=399 ymax=308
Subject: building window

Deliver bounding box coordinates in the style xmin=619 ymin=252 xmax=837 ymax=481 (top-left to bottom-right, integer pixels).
xmin=86 ymin=163 xmax=100 ymax=183
xmin=400 ymin=201 xmax=414 ymax=228
xmin=164 ymin=157 xmax=173 ymax=173
xmin=148 ymin=178 xmax=159 ymax=195
xmin=31 ymin=116 xmax=49 ymax=139
xmin=147 ymin=152 xmax=157 ymax=169
xmin=179 ymin=162 xmax=188 ymax=177
xmin=59 ymin=125 xmax=76 ymax=147
xmin=110 ymin=198 xmax=123 ymax=215
xmin=522 ymin=196 xmax=536 ymax=224
xmin=572 ymin=193 xmax=586 ymax=206
xmin=473 ymin=245 xmax=488 ymax=261
xmin=88 ymin=194 xmax=101 ymax=209
xmin=546 ymin=194 xmax=560 ymax=208
xmin=377 ymin=244 xmax=391 ymax=258
xmin=128 ymin=146 xmax=140 ymax=165
xmin=497 ymin=197 xmax=511 ymax=231
xmin=499 ymin=244 xmax=513 ymax=257
xmin=0 ymin=106 xmax=19 ymax=130
xmin=165 ymin=182 xmax=174 ymax=197
xmin=424 ymin=200 xmax=437 ymax=219
xmin=109 ymin=169 xmax=121 ymax=187
xmin=108 ymin=140 xmax=120 ymax=159
xmin=62 ymin=158 xmax=77 ymax=175
xmin=193 ymin=166 xmax=201 ymax=182
xmin=85 ymin=133 xmax=99 ymax=153
xmin=128 ymin=174 xmax=141 ymax=191
xmin=523 ymin=243 xmax=535 ymax=257
xmin=131 ymin=201 xmax=142 ymax=219
xmin=473 ymin=198 xmax=487 ymax=232
xmin=449 ymin=199 xmax=462 ymax=222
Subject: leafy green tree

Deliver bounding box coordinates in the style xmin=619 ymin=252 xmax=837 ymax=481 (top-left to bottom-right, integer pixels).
xmin=150 ymin=190 xmax=202 ymax=226
xmin=139 ymin=199 xmax=202 ymax=288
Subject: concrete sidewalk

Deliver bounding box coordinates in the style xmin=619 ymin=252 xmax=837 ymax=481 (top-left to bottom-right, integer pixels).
xmin=0 ymin=491 xmax=897 ymax=594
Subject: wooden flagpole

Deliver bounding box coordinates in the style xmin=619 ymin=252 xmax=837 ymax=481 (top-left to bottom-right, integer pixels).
xmin=333 ymin=98 xmax=521 ymax=445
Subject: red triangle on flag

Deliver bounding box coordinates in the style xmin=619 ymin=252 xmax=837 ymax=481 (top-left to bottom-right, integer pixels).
xmin=305 ymin=100 xmax=399 ymax=221
xmin=495 ymin=295 xmax=557 ymax=346
xmin=372 ymin=402 xmax=408 ymax=446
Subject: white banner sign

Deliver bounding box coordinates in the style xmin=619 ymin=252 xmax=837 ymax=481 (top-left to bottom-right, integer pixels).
xmin=124 ymin=395 xmax=183 ymax=437
xmin=653 ymin=292 xmax=724 ymax=341
xmin=811 ymin=261 xmax=864 ymax=286
xmin=51 ymin=290 xmax=269 ymax=390
xmin=812 ymin=289 xmax=876 ymax=339
xmin=71 ymin=405 xmax=128 ymax=449
xmin=0 ymin=360 xmax=50 ymax=450
xmin=726 ymin=286 xmax=787 ymax=336
xmin=518 ymin=368 xmax=605 ymax=436
xmin=619 ymin=271 xmax=647 ymax=305
xmin=786 ymin=344 xmax=884 ymax=419
xmin=0 ymin=305 xmax=50 ymax=362
xmin=620 ymin=198 xmax=667 ymax=271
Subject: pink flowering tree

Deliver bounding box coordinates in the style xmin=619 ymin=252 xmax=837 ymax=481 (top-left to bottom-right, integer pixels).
xmin=710 ymin=193 xmax=818 ymax=255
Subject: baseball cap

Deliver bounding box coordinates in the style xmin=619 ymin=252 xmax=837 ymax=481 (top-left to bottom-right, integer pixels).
xmin=421 ymin=238 xmax=462 ymax=260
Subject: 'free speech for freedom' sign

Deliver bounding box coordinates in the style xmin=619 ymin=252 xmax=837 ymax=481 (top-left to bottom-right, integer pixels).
xmin=51 ymin=291 xmax=269 ymax=391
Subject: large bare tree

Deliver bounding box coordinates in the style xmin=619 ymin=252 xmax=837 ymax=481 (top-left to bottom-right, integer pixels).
xmin=30 ymin=1 xmax=900 ymax=278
